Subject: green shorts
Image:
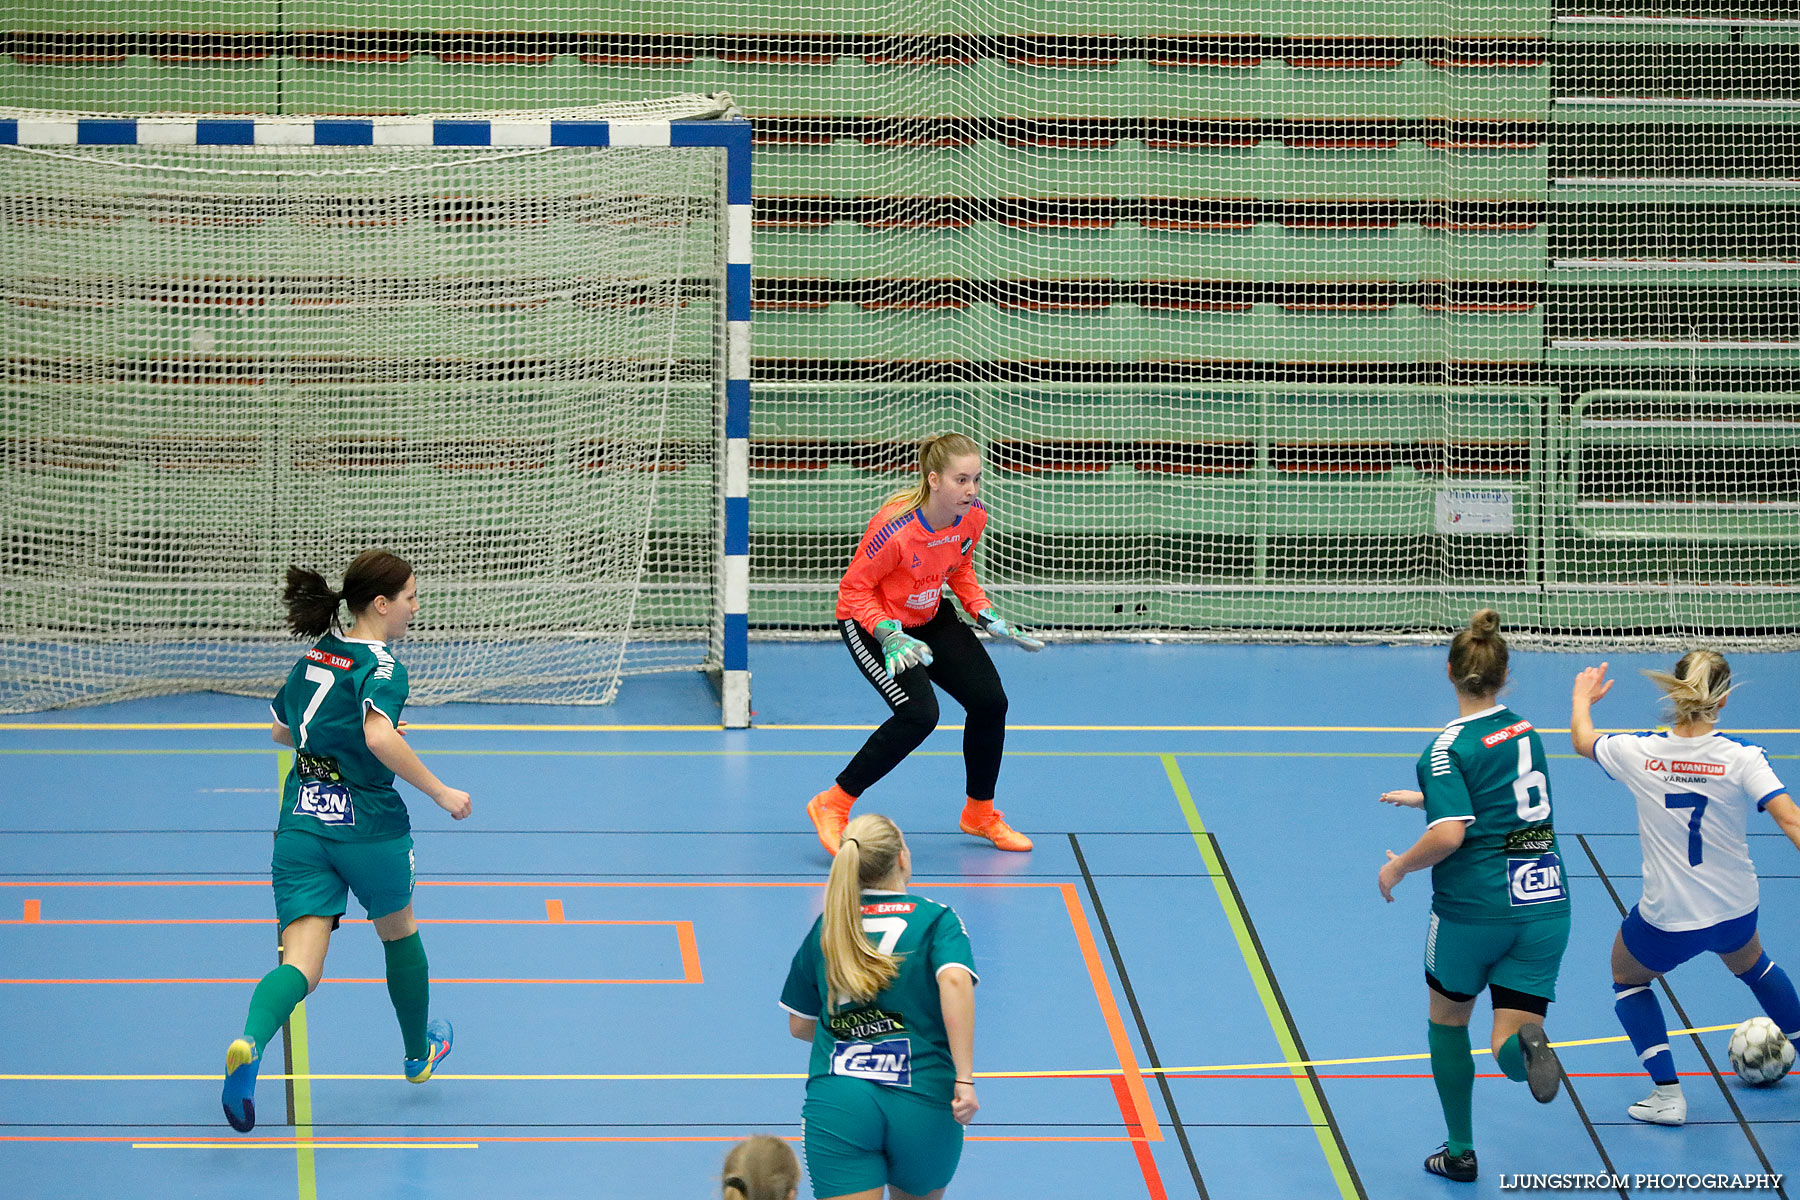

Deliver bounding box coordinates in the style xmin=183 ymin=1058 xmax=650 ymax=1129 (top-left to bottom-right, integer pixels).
xmin=271 ymin=829 xmax=415 ymax=931
xmin=1424 ymin=910 xmax=1570 ymax=1003
xmin=802 ymin=1075 xmax=963 ymax=1198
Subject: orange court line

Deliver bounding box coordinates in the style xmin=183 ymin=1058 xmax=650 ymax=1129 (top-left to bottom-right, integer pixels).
xmin=678 ymin=920 xmax=703 ymax=984
xmin=4 ymin=899 xmax=701 ymax=985
xmin=1056 ymin=882 xmax=1161 ymax=1144
xmin=3 ymin=877 xmax=1146 ymax=1149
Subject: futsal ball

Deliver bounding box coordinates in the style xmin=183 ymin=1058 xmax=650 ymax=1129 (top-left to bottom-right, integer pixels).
xmin=1728 ymin=1017 xmax=1795 ymax=1086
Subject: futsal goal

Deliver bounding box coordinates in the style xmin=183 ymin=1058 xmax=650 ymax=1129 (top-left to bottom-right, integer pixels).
xmin=0 ymin=99 xmax=751 ymax=723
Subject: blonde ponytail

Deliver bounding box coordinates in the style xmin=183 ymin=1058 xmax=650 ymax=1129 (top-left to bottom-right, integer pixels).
xmin=1644 ymin=649 xmax=1734 ymax=727
xmin=820 ymin=813 xmax=906 ymax=1009
xmin=884 ymin=432 xmax=983 ymax=513
xmin=720 ymin=1135 xmax=800 ymax=1200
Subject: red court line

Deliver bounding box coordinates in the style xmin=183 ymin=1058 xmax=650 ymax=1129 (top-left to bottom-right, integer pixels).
xmin=1110 ymin=1076 xmax=1170 ymax=1200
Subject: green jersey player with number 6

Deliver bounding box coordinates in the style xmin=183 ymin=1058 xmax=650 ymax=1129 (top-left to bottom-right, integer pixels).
xmin=220 ymin=549 xmax=472 ymax=1133
xmin=781 ymin=813 xmax=979 ymax=1200
xmin=1376 ymin=609 xmax=1569 ymax=1185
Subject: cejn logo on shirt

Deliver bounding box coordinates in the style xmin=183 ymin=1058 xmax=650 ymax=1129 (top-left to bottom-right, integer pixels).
xmin=295 ymin=782 xmax=356 ymax=826
xmin=1507 ymin=852 xmax=1565 ymax=906
xmin=830 ymin=1038 xmax=912 ymax=1086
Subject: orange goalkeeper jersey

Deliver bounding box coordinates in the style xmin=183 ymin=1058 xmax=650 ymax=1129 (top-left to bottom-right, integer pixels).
xmin=836 ymin=499 xmax=993 ymax=633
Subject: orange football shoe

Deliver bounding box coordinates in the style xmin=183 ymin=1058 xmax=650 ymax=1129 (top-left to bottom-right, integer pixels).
xmin=959 ymin=802 xmax=1033 ymax=852
xmin=806 ymin=785 xmax=855 ymax=856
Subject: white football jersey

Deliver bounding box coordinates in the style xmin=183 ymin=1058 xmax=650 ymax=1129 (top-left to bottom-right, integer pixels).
xmin=1594 ymin=731 xmax=1789 ymax=931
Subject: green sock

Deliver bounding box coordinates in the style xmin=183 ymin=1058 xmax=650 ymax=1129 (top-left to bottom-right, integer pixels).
xmin=383 ymin=932 xmax=431 ymax=1060
xmin=1496 ymin=1033 xmax=1527 ymax=1082
xmin=243 ymin=963 xmax=310 ymax=1051
xmin=1428 ymin=1021 xmax=1475 ymax=1156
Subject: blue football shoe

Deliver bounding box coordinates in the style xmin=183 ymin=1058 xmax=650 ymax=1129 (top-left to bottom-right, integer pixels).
xmin=404 ymin=1018 xmax=453 ymax=1083
xmin=221 ymin=1037 xmax=261 ymax=1132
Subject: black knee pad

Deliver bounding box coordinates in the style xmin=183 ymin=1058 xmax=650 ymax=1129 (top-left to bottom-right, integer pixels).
xmin=1489 ymin=984 xmax=1550 ymax=1017
xmin=1426 ymin=971 xmax=1478 ymax=1003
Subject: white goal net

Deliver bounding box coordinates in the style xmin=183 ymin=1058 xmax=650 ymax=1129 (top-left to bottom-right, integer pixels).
xmin=1 ymin=103 xmax=740 ymax=711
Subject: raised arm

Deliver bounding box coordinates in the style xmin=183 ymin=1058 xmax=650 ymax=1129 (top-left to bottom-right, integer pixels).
xmin=1569 ymin=662 xmax=1614 ymax=760
xmin=364 ymin=709 xmax=471 ymax=819
xmin=939 ymin=966 xmax=978 ymax=1124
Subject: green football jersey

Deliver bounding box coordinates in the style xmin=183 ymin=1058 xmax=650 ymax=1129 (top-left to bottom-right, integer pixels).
xmin=270 ymin=634 xmax=411 ymax=842
xmin=1415 ymin=704 xmax=1570 ymax=923
xmin=780 ymin=890 xmax=978 ymax=1106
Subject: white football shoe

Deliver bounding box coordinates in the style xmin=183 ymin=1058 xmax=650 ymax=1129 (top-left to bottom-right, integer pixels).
xmin=1627 ymin=1083 xmax=1686 ymax=1126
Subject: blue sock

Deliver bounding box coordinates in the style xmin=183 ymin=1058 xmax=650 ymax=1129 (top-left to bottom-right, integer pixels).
xmin=1735 ymin=953 xmax=1800 ymax=1038
xmin=1614 ymin=982 xmax=1678 ymax=1086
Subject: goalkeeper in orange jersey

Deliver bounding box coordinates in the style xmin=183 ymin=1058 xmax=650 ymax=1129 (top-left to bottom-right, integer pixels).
xmin=807 ymin=433 xmax=1042 ymax=855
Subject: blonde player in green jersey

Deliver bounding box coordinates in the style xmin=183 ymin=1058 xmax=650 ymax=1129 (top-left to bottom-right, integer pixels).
xmin=780 ymin=814 xmax=978 ymax=1200
xmin=721 ymin=1135 xmax=802 ymax=1200
xmin=221 ymin=549 xmax=472 ymax=1133
xmin=1376 ymin=609 xmax=1568 ymax=1184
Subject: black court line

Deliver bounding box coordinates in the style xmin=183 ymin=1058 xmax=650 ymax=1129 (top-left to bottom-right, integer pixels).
xmin=1069 ymin=833 xmax=1210 ymax=1200
xmin=1201 ymin=832 xmax=1369 ymax=1200
xmin=1578 ymin=834 xmax=1789 ymax=1200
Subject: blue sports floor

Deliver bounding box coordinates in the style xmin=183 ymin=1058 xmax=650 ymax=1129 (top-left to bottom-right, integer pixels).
xmin=1 ymin=643 xmax=1797 ymax=1199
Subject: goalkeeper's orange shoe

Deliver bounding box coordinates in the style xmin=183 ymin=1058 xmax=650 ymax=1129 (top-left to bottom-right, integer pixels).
xmin=960 ymin=802 xmax=1034 ymax=852
xmin=807 ymin=785 xmax=855 ymax=856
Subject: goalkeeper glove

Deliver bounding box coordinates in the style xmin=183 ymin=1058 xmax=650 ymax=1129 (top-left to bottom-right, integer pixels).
xmin=976 ymin=608 xmax=1044 ymax=651
xmin=873 ymin=619 xmax=933 ymax=676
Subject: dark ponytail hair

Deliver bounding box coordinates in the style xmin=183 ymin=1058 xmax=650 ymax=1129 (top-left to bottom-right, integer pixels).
xmin=1447 ymin=608 xmax=1508 ymax=697
xmin=283 ymin=549 xmax=413 ymax=638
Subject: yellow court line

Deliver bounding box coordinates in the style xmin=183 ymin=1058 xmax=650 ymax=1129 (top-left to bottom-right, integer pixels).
xmin=0 ymin=1025 xmax=1739 ymax=1086
xmin=136 ymin=1142 xmax=478 ymax=1151
xmin=7 ymin=720 xmax=1797 ymax=735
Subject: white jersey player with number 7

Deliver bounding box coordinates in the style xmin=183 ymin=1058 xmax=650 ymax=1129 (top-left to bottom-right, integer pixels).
xmin=1572 ymin=651 xmax=1800 ymax=1126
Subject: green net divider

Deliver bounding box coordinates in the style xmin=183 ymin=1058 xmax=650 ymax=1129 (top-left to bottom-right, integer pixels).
xmin=4 ymin=2 xmax=1797 ymax=648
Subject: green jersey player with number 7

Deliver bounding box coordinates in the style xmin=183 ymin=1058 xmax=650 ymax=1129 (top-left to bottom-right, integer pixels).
xmin=781 ymin=813 xmax=979 ymax=1200
xmin=1376 ymin=609 xmax=1569 ymax=1185
xmin=221 ymin=549 xmax=472 ymax=1133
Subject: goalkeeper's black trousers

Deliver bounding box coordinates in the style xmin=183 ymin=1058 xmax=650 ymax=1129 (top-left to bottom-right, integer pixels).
xmin=836 ymin=604 xmax=1008 ymax=801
